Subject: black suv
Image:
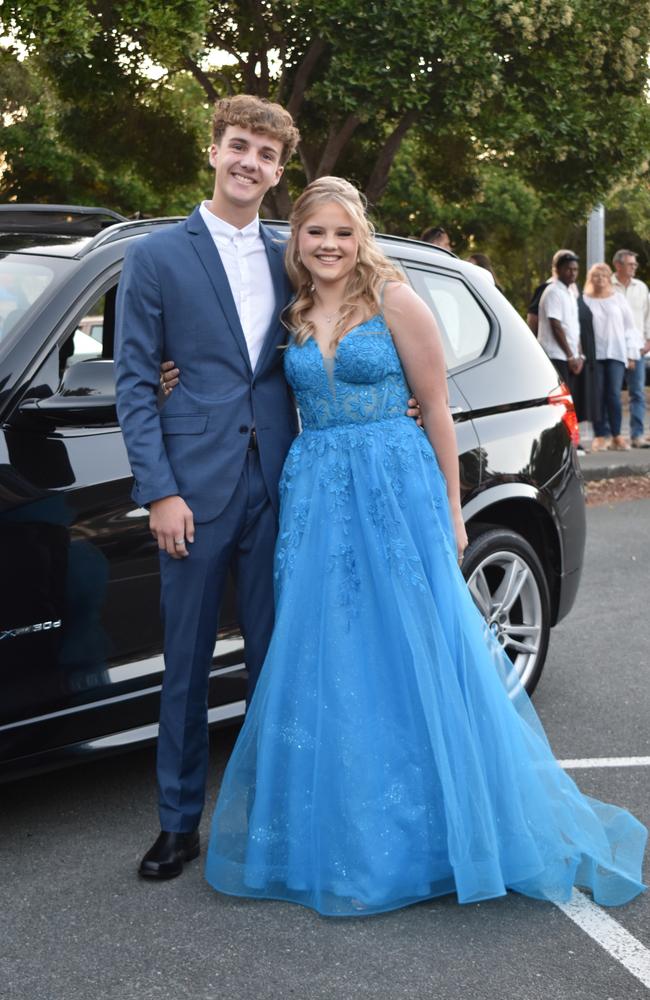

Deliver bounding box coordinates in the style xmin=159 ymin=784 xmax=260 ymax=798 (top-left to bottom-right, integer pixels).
xmin=0 ymin=205 xmax=586 ymax=780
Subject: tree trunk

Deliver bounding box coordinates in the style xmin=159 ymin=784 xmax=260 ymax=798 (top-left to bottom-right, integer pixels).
xmin=365 ymin=109 xmax=419 ymax=206
xmin=285 ymin=38 xmax=327 ymax=119
xmin=315 ymin=114 xmax=362 ymax=177
xmin=262 ymin=175 xmax=293 ymax=219
xmin=297 ymin=140 xmax=320 ymax=183
xmin=182 ymin=57 xmax=219 ymax=103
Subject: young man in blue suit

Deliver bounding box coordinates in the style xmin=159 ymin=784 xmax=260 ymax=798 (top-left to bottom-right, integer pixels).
xmin=115 ymin=95 xmax=301 ymax=879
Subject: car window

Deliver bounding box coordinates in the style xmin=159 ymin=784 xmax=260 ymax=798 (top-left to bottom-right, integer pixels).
xmin=60 ymin=288 xmax=114 ymax=371
xmin=404 ymin=266 xmax=491 ymax=369
xmin=0 ymin=257 xmax=56 ymax=354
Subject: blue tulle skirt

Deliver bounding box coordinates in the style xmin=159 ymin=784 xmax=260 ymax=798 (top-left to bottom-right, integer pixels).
xmin=206 ymin=417 xmax=646 ymax=916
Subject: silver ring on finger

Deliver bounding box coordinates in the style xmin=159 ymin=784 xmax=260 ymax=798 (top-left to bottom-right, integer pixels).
xmin=174 ymin=538 xmax=185 ymax=546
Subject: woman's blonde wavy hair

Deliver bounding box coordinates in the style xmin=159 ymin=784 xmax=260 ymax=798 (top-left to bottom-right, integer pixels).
xmin=583 ymin=262 xmax=613 ymax=296
xmin=284 ymin=177 xmax=405 ymax=347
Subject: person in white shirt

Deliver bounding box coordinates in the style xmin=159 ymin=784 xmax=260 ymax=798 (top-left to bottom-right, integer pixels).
xmin=611 ymin=249 xmax=650 ymax=447
xmin=583 ymin=263 xmax=638 ymax=451
xmin=537 ymin=252 xmax=583 ymax=387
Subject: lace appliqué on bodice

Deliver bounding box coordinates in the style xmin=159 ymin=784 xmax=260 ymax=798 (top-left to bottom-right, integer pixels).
xmin=284 ymin=315 xmax=409 ymax=430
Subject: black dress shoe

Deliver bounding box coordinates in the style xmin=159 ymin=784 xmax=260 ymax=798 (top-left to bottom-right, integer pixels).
xmin=138 ymin=830 xmax=200 ymax=879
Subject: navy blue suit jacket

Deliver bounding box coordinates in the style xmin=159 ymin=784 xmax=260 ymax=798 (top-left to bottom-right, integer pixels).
xmin=115 ymin=207 xmax=298 ymax=522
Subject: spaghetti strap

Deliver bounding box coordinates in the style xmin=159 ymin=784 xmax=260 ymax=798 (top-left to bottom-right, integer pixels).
xmin=379 ymin=279 xmax=402 ymax=321
xmin=379 ymin=280 xmax=389 ymax=316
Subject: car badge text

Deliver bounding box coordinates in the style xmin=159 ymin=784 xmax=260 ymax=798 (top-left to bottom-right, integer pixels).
xmin=0 ymin=620 xmax=63 ymax=640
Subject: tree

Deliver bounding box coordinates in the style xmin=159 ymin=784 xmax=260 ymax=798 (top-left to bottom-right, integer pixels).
xmin=604 ymin=176 xmax=650 ymax=275
xmin=2 ymin=0 xmax=650 ymax=226
xmin=0 ymin=37 xmax=212 ymax=213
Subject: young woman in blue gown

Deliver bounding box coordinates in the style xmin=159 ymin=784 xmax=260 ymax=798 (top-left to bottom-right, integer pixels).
xmin=204 ymin=177 xmax=646 ymax=916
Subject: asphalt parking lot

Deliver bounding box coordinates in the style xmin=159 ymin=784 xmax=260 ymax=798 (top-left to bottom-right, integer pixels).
xmin=2 ymin=499 xmax=649 ymax=1000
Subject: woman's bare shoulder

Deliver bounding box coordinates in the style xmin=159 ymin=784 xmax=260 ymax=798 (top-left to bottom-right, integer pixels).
xmin=383 ymin=279 xmax=418 ymax=309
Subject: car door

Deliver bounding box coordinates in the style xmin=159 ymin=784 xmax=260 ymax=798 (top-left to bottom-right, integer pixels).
xmin=0 ymin=249 xmax=248 ymax=772
xmin=0 ymin=267 xmax=166 ymax=760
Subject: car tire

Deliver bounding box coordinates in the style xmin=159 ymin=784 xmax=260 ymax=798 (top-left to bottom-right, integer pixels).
xmin=461 ymin=527 xmax=551 ymax=696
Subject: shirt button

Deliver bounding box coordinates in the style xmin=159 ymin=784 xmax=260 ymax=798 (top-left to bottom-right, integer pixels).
xmin=239 ymin=425 xmax=249 ymax=434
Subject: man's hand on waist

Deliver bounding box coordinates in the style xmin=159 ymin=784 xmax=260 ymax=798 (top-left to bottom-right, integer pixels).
xmin=150 ymin=496 xmax=195 ymax=558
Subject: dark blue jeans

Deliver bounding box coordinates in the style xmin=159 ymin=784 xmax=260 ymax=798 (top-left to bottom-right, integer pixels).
xmin=593 ymin=359 xmax=625 ymax=437
xmin=625 ymin=352 xmax=646 ymax=439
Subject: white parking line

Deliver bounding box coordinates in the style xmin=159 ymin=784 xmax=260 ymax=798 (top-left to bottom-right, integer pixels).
xmin=556 ymin=890 xmax=650 ymax=990
xmin=553 ymin=755 xmax=649 ymax=989
xmin=559 ymin=756 xmax=650 ymax=769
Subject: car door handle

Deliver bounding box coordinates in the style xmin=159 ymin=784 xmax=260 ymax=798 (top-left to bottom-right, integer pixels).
xmin=449 ymin=405 xmax=465 ymax=415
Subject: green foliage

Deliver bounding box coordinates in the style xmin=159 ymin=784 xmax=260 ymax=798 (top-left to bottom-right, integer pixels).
xmin=4 ymin=1 xmax=650 ymax=205
xmin=604 ymin=177 xmax=650 ymax=279
xmin=2 ymin=0 xmax=650 ymax=302
xmin=0 ymin=43 xmax=210 ymax=213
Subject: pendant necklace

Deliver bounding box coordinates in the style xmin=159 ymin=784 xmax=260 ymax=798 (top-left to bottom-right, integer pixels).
xmin=318 ymin=303 xmax=341 ymax=324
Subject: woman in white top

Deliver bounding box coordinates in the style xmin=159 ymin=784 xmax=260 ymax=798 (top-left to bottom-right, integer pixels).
xmin=582 ymin=263 xmax=638 ymax=451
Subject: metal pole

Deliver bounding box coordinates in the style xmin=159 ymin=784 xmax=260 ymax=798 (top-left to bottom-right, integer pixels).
xmin=586 ymin=204 xmax=605 ymax=270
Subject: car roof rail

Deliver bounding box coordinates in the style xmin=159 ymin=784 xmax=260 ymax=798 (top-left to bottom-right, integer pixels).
xmin=77 ymin=214 xmax=458 ymax=259
xmin=0 ymin=204 xmax=128 ymax=236
xmin=78 ymin=217 xmax=187 ymax=255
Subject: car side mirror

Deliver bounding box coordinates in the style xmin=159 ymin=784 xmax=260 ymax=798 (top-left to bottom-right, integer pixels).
xmin=18 ymin=359 xmax=117 ymax=427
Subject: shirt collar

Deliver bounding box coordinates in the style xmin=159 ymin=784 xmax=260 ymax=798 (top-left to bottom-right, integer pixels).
xmin=199 ymin=202 xmax=261 ymax=244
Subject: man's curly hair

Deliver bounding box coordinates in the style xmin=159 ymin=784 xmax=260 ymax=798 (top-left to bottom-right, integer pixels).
xmin=212 ymin=94 xmax=300 ymax=165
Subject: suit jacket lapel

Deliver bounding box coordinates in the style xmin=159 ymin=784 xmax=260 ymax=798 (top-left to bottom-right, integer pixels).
xmin=185 ymin=207 xmax=252 ymax=374
xmin=255 ymin=224 xmax=291 ymax=374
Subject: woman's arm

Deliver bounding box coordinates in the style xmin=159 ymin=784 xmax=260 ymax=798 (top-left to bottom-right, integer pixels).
xmin=383 ymin=282 xmax=468 ymax=561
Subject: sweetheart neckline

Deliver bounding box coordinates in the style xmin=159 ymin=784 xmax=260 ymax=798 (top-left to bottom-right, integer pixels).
xmin=305 ymin=314 xmax=386 ymax=362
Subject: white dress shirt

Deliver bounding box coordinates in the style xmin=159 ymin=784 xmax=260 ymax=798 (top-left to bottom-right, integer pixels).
xmin=537 ymin=280 xmax=581 ymax=361
xmin=611 ymin=275 xmax=650 ymax=357
xmin=199 ymin=202 xmax=275 ymax=371
xmin=583 ymin=294 xmax=638 ymax=363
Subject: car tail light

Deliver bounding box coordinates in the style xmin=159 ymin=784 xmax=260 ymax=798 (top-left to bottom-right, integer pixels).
xmin=548 ymin=383 xmax=579 ymax=445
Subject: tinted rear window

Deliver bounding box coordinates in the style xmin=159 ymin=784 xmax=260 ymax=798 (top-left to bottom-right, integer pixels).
xmin=0 ymin=255 xmax=66 ymax=360
xmin=405 ymin=266 xmax=491 ymax=369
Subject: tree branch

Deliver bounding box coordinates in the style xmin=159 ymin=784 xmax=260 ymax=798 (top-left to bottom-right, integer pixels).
xmin=365 ymin=109 xmax=419 ymax=205
xmin=259 ymin=46 xmax=270 ymax=96
xmin=206 ymin=32 xmax=249 ymax=71
xmin=286 ymin=37 xmax=327 ymax=119
xmin=315 ymin=113 xmax=362 ymax=177
xmin=182 ymin=56 xmax=219 ymax=103
xmin=244 ymin=52 xmax=260 ymax=94
xmin=296 ymin=140 xmax=320 ymax=183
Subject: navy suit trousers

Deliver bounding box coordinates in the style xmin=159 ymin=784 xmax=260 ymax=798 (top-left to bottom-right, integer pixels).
xmin=156 ymin=449 xmax=277 ymax=832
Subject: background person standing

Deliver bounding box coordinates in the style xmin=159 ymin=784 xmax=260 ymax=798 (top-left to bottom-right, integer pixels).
xmin=611 ymin=249 xmax=650 ymax=448
xmin=420 ymin=226 xmax=452 ymax=251
xmin=537 ymin=251 xmax=583 ymax=387
xmin=583 ymin=263 xmax=638 ymax=452
xmin=526 ymin=248 xmax=576 ymax=336
xmin=467 ymin=253 xmax=502 ymax=291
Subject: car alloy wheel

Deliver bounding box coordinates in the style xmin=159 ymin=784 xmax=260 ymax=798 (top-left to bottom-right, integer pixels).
xmin=462 ymin=527 xmax=551 ymax=695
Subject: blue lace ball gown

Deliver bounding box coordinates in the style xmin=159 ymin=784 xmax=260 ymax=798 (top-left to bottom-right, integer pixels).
xmin=205 ymin=316 xmax=646 ymax=916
